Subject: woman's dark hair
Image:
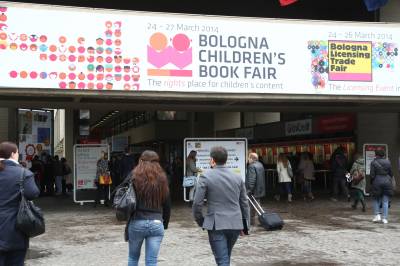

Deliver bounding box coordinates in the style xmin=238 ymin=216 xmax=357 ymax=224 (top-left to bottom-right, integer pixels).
xmin=375 ymin=149 xmax=385 ymax=158
xmin=132 ymin=150 xmax=169 ymax=209
xmin=187 ymin=150 xmax=197 ymax=160
xmin=0 ymin=141 xmax=18 ymax=171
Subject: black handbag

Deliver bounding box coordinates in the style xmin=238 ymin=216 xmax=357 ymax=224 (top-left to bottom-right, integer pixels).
xmin=16 ymin=169 xmax=45 ymax=238
xmin=113 ymin=180 xmax=137 ymax=221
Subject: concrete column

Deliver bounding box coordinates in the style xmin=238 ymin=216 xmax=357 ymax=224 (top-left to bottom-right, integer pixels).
xmin=8 ymin=108 xmax=17 ymax=143
xmin=0 ymin=108 xmax=9 ymax=143
xmin=188 ymin=112 xmax=195 ymax=137
xmin=64 ymin=108 xmax=75 ymax=169
xmin=357 ymin=113 xmax=399 ymax=188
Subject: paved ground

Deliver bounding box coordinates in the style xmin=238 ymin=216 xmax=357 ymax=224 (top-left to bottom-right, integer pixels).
xmin=25 ymin=194 xmax=400 ymax=266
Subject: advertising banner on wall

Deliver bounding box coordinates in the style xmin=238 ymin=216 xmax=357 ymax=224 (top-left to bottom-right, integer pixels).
xmin=18 ymin=109 xmax=52 ymax=164
xmin=363 ymin=143 xmax=388 ymax=175
xmin=184 ymin=138 xmax=247 ymax=181
xmin=0 ymin=2 xmax=400 ymax=96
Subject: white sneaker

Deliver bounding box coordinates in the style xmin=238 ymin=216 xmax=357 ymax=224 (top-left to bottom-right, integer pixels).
xmin=382 ymin=219 xmax=388 ymax=224
xmin=288 ymin=194 xmax=292 ymax=202
xmin=372 ymin=214 xmax=381 ymax=223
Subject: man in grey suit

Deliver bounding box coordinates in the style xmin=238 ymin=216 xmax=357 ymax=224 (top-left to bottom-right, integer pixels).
xmin=192 ymin=146 xmax=250 ymax=266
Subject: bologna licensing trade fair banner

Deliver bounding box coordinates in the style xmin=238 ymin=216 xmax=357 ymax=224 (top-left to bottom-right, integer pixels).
xmin=0 ymin=2 xmax=400 ymax=96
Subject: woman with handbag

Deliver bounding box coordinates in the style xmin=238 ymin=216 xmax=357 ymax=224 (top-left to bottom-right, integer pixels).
xmin=349 ymin=153 xmax=366 ymax=212
xmin=298 ymin=152 xmax=315 ymax=201
xmin=186 ymin=150 xmax=201 ymax=206
xmin=95 ymin=151 xmax=111 ymax=207
xmin=0 ymin=141 xmax=40 ymax=266
xmin=370 ymin=149 xmax=393 ymax=224
xmin=127 ymin=150 xmax=170 ymax=266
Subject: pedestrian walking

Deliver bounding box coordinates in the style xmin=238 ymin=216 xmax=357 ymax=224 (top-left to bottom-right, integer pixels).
xmin=275 ymin=154 xmax=293 ymax=202
xmin=193 ymin=146 xmax=250 ymax=266
xmin=370 ymin=150 xmax=394 ymax=224
xmin=330 ymin=147 xmax=350 ymax=202
xmin=349 ymin=153 xmax=366 ymax=212
xmin=0 ymin=141 xmax=40 ymax=266
xmin=127 ymin=150 xmax=170 ymax=266
xmin=298 ymin=152 xmax=315 ymax=201
xmin=246 ymin=152 xmax=266 ymax=225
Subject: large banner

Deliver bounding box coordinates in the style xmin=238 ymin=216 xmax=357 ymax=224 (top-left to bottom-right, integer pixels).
xmin=18 ymin=109 xmax=52 ymax=165
xmin=0 ymin=2 xmax=400 ymax=96
xmin=184 ymin=138 xmax=247 ymax=181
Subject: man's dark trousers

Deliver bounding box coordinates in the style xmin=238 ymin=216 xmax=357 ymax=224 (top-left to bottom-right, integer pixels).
xmin=208 ymin=229 xmax=240 ymax=266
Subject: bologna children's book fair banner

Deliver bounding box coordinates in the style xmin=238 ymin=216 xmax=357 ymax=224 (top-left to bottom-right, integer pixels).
xmin=0 ymin=2 xmax=399 ymax=96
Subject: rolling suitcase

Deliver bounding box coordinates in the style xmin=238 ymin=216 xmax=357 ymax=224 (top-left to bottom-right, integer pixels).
xmin=247 ymin=195 xmax=284 ymax=231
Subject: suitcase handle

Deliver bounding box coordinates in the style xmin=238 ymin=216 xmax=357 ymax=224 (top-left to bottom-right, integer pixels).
xmin=247 ymin=195 xmax=264 ymax=216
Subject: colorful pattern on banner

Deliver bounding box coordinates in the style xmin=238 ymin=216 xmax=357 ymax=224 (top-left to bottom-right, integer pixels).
xmin=0 ymin=2 xmax=399 ymax=96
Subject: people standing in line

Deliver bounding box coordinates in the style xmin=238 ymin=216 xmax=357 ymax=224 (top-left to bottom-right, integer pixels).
xmin=298 ymin=152 xmax=315 ymax=201
xmin=370 ymin=150 xmax=394 ymax=224
xmin=120 ymin=147 xmax=135 ymax=182
xmin=53 ymin=155 xmax=64 ymax=196
xmin=330 ymin=147 xmax=350 ymax=202
xmin=275 ymin=154 xmax=293 ymax=202
xmin=246 ymin=152 xmax=266 ymax=225
xmin=43 ymin=155 xmax=54 ymax=196
xmin=0 ymin=141 xmax=40 ymax=266
xmin=186 ymin=150 xmax=201 ymax=205
xmin=61 ymin=158 xmax=72 ymax=195
xmin=349 ymin=153 xmax=366 ymax=212
xmin=127 ymin=150 xmax=170 ymax=266
xmin=30 ymin=155 xmax=44 ymax=195
xmin=193 ymin=146 xmax=250 ymax=266
xmin=95 ymin=152 xmax=111 ymax=207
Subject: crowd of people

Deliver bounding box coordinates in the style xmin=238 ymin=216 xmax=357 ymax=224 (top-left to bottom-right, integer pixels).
xmin=0 ymin=140 xmax=396 ymax=266
xmin=26 ymin=154 xmax=72 ymax=197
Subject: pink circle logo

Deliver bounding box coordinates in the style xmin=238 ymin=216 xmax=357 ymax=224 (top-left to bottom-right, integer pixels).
xmin=9 ymin=71 xmax=18 ymax=78
xmin=59 ymin=82 xmax=67 ymax=89
xmin=172 ymin=34 xmax=190 ymax=52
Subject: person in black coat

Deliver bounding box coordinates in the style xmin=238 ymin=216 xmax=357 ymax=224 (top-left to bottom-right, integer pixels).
xmin=370 ymin=149 xmax=393 ymax=224
xmin=120 ymin=147 xmax=135 ymax=180
xmin=330 ymin=147 xmax=350 ymax=202
xmin=0 ymin=141 xmax=40 ymax=266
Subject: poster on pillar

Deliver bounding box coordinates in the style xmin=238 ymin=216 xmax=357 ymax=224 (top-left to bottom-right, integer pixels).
xmin=1 ymin=2 xmax=400 ymax=96
xmin=184 ymin=138 xmax=247 ymax=181
xmin=18 ymin=109 xmax=53 ymax=166
xmin=363 ymin=143 xmax=388 ymax=175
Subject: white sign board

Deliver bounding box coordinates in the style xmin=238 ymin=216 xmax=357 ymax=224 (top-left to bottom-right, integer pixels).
xmin=285 ymin=119 xmax=312 ymax=136
xmin=184 ymin=138 xmax=247 ymax=181
xmin=0 ymin=2 xmax=400 ymax=96
xmin=74 ymin=144 xmax=109 ymax=190
xmin=363 ymin=143 xmax=388 ymax=175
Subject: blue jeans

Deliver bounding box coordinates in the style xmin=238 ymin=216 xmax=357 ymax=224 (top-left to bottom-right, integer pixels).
xmin=208 ymin=230 xmax=240 ymax=266
xmin=128 ymin=220 xmax=164 ymax=266
xmin=373 ymin=195 xmax=390 ymax=219
xmin=280 ymin=182 xmax=292 ymax=195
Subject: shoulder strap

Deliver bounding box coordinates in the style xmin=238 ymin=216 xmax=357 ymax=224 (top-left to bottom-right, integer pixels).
xmin=19 ymin=168 xmax=26 ymax=195
xmin=373 ymin=160 xmax=388 ymax=175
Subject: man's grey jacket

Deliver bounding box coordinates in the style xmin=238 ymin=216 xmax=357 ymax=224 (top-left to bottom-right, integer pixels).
xmin=246 ymin=161 xmax=266 ymax=199
xmin=192 ymin=165 xmax=250 ymax=230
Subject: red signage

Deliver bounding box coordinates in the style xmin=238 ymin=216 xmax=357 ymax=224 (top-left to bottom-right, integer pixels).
xmin=317 ymin=114 xmax=355 ymax=134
